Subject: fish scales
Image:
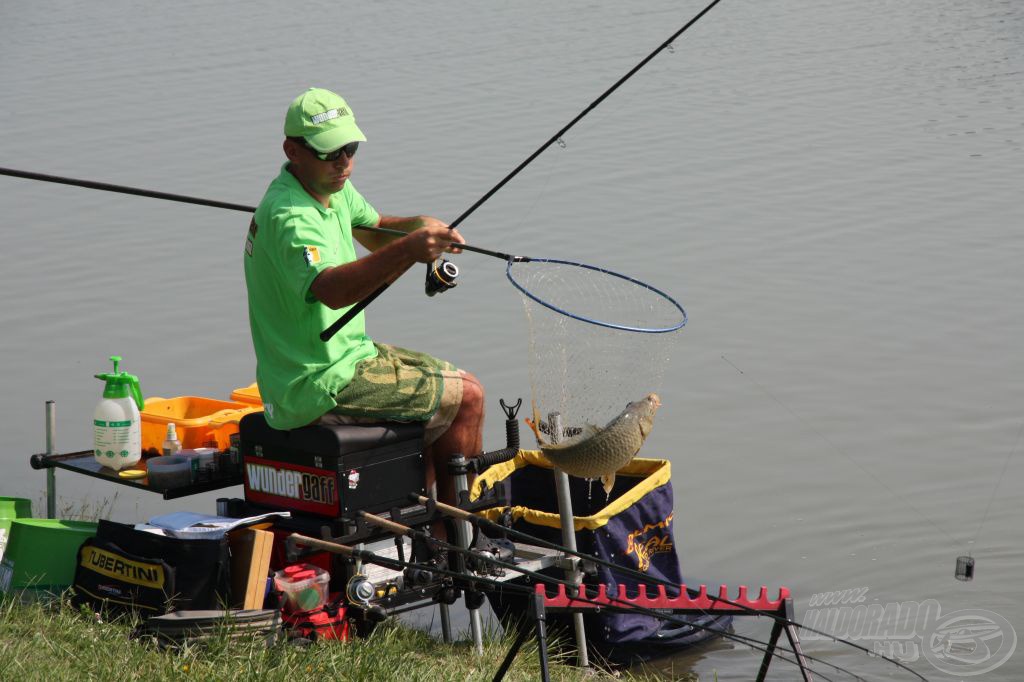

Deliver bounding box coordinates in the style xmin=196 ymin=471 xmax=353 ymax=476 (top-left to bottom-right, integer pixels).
xmin=527 ymin=393 xmax=661 ymax=493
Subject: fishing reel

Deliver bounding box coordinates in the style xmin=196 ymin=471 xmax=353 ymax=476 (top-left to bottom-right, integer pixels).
xmin=425 ymin=258 xmax=459 ymax=297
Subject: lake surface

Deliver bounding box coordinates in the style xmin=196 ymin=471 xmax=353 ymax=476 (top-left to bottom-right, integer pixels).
xmin=1 ymin=1 xmax=1021 ymax=678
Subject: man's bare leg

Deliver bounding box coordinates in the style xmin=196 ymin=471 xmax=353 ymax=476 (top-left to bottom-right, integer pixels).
xmin=425 ymin=370 xmax=484 ymax=541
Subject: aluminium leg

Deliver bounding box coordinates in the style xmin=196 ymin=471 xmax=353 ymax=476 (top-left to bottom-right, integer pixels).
xmin=45 ymin=401 xmax=56 ymax=519
xmin=450 ymin=453 xmax=484 ymax=655
xmin=783 ymin=597 xmax=813 ymax=682
xmin=549 ymin=411 xmax=590 ymax=668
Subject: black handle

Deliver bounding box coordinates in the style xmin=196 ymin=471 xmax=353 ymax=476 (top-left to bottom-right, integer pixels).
xmin=319 ymin=239 xmax=522 ymax=342
xmin=319 ymin=283 xmax=388 ymax=341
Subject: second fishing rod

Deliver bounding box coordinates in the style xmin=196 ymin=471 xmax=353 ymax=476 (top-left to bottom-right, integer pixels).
xmin=416 ymin=495 xmax=930 ymax=682
xmin=287 ymin=520 xmax=854 ymax=682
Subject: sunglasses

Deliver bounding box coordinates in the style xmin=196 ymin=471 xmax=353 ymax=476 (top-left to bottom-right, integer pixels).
xmin=304 ymin=140 xmax=359 ymax=162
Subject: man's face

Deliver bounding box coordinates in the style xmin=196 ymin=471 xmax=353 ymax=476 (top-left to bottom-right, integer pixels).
xmin=284 ymin=138 xmax=356 ymax=200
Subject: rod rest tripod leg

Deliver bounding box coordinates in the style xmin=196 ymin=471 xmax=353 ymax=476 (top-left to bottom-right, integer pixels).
xmin=783 ymin=597 xmax=813 ymax=682
xmin=492 ymin=620 xmax=532 ymax=682
xmin=439 ymin=602 xmax=454 ymax=645
xmin=756 ymin=620 xmax=784 ymax=682
xmin=532 ymin=591 xmax=551 ymax=682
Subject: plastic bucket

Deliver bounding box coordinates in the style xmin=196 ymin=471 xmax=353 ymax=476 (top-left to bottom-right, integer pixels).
xmin=229 ymin=383 xmax=263 ymax=407
xmin=0 ymin=519 xmax=97 ymax=593
xmin=141 ymin=396 xmax=259 ymax=452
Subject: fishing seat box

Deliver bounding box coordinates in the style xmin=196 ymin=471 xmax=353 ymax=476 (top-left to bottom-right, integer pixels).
xmin=239 ymin=413 xmax=426 ymax=519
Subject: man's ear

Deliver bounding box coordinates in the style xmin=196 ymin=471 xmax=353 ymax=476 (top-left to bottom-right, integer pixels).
xmin=283 ymin=138 xmax=301 ymax=163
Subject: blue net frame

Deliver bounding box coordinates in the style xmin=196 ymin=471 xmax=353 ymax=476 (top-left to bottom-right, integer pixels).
xmin=506 ymin=258 xmax=687 ymax=333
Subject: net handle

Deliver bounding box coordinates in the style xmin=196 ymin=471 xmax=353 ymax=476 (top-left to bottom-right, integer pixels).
xmin=505 ymin=257 xmax=687 ymax=333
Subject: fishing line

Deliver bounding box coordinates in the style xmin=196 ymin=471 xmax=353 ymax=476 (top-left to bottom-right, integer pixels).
xmin=320 ymin=0 xmax=725 ymax=340
xmin=0 ymin=166 xmax=517 ymax=261
xmin=0 ymin=166 xmax=685 ymax=338
xmin=969 ymin=418 xmax=1024 ymax=552
xmin=355 ymin=512 xmax=873 ymax=681
xmin=0 ymin=152 xmax=930 ymax=675
xmin=720 ymin=353 xmax=977 ymax=581
xmin=505 ymin=139 xmax=565 ymax=240
xmin=291 ymin=530 xmax=859 ymax=682
xmin=721 ymin=354 xmax=960 ymax=544
xmin=420 ymin=496 xmax=930 ymax=681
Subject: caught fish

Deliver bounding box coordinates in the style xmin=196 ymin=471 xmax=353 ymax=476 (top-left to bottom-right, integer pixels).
xmin=525 ymin=393 xmax=661 ymax=494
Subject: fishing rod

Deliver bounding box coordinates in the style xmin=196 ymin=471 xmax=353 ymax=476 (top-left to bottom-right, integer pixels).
xmin=354 ymin=512 xmax=873 ymax=682
xmin=416 ymin=495 xmax=931 ymax=682
xmin=0 ymin=166 xmax=258 ymax=213
xmin=0 ymin=164 xmax=686 ymax=336
xmin=289 ymin=528 xmax=854 ymax=682
xmin=1 ymin=0 xmax=719 ymax=343
xmin=0 ymin=166 xmax=521 ymax=262
xmin=319 ymin=0 xmax=726 ymax=342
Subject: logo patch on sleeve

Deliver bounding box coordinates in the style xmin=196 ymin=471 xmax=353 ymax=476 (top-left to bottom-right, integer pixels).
xmin=303 ymin=246 xmax=322 ymax=265
xmin=245 ymin=218 xmax=258 ymax=256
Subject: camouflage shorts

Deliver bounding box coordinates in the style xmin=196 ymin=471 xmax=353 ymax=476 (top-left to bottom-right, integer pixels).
xmin=319 ymin=343 xmax=463 ymax=446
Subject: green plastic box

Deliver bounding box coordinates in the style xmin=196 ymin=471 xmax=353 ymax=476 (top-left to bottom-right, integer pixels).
xmin=0 ymin=497 xmax=33 ymax=565
xmin=0 ymin=497 xmax=32 ymax=520
xmin=0 ymin=519 xmax=97 ymax=593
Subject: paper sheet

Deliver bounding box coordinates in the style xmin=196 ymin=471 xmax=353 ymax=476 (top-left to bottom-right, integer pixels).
xmin=136 ymin=510 xmax=290 ymax=539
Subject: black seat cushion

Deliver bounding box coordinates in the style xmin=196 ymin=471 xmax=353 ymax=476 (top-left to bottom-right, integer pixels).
xmin=239 ymin=412 xmax=424 ymax=455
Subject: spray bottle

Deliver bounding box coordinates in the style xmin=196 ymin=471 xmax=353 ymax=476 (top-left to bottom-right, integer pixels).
xmin=93 ymin=355 xmax=145 ymax=471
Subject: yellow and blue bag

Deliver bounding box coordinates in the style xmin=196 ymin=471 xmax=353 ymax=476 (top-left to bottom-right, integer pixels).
xmin=473 ymin=451 xmax=730 ymax=663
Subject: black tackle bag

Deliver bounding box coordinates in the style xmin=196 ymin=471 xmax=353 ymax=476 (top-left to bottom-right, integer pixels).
xmin=73 ymin=520 xmax=230 ymax=616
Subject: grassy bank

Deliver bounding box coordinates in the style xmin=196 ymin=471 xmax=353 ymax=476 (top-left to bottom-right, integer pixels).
xmin=0 ymin=595 xmax=690 ymax=681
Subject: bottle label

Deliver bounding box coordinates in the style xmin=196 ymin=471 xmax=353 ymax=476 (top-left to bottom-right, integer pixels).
xmin=94 ymin=409 xmax=140 ymax=468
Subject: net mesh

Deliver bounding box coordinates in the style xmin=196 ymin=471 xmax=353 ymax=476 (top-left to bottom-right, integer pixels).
xmin=508 ymin=259 xmax=685 ymax=439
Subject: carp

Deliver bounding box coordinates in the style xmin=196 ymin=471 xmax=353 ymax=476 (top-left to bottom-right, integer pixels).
xmin=525 ymin=393 xmax=661 ymax=494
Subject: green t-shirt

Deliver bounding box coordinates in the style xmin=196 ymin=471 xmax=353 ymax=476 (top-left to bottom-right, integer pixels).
xmin=243 ymin=163 xmax=381 ymax=429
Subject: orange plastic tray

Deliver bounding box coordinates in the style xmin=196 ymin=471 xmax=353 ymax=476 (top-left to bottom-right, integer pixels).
xmin=229 ymin=382 xmax=262 ymax=407
xmin=141 ymin=396 xmax=258 ymax=452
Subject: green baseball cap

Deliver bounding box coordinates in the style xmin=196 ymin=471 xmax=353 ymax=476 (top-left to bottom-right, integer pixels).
xmin=284 ymin=88 xmax=366 ymax=153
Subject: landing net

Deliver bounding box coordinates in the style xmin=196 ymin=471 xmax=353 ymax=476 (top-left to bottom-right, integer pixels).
xmin=507 ymin=258 xmax=686 ymax=439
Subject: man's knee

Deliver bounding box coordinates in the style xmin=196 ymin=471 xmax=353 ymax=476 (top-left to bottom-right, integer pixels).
xmin=459 ymin=370 xmax=484 ymax=415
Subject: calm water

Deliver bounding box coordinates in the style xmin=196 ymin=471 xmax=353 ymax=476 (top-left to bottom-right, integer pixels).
xmin=1 ymin=1 xmax=1021 ymax=678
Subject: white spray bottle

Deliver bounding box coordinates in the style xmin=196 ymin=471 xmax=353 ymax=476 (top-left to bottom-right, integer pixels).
xmin=93 ymin=355 xmax=145 ymax=471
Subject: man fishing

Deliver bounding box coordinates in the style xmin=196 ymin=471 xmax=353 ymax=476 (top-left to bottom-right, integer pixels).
xmin=243 ymin=87 xmax=484 ymax=522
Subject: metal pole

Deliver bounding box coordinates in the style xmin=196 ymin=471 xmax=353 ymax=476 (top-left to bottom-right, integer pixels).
xmin=439 ymin=599 xmax=454 ymax=644
xmin=45 ymin=401 xmax=56 ymax=519
xmin=548 ymin=412 xmax=589 ymax=668
xmin=450 ymin=453 xmax=484 ymax=655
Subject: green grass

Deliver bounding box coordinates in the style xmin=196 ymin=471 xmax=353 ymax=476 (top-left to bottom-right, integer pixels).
xmin=0 ymin=594 xmax=690 ymax=681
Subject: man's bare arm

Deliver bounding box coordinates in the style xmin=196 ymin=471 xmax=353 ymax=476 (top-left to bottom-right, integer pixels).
xmin=310 ymin=220 xmax=463 ymax=309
